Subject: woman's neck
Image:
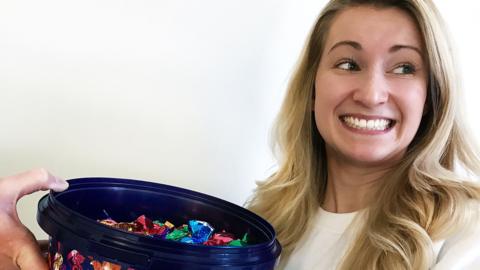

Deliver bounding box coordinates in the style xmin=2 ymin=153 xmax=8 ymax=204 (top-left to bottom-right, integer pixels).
xmin=322 ymin=156 xmax=390 ymax=213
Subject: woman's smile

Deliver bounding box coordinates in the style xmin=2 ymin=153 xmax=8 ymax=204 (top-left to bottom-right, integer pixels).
xmin=339 ymin=114 xmax=396 ymax=134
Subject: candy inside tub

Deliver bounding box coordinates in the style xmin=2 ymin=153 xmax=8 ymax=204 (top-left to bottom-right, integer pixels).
xmin=37 ymin=177 xmax=281 ymax=270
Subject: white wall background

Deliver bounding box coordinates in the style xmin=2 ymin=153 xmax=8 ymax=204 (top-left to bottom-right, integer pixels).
xmin=0 ymin=1 xmax=478 ymax=239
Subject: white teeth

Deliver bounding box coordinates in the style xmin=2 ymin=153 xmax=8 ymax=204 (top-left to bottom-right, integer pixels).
xmin=359 ymin=119 xmax=366 ymax=128
xmin=342 ymin=116 xmax=392 ymax=131
xmin=367 ymin=120 xmax=374 ymax=129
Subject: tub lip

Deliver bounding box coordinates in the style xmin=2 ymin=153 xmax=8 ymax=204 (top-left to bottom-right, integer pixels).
xmin=37 ymin=177 xmax=282 ymax=263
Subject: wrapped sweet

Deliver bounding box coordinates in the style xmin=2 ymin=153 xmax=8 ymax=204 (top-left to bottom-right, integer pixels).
xmin=189 ymin=220 xmax=214 ymax=243
xmin=165 ymin=224 xmax=189 ymax=241
xmin=203 ymin=231 xmax=235 ymax=246
xmin=228 ymin=233 xmax=249 ymax=247
xmin=98 ymin=215 xmax=249 ymax=247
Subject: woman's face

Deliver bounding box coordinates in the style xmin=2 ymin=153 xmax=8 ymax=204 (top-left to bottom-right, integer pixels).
xmin=314 ymin=6 xmax=428 ymax=168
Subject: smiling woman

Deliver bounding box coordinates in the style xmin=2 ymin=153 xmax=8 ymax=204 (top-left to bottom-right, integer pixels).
xmin=315 ymin=6 xmax=428 ymax=170
xmin=246 ymin=0 xmax=480 ymax=269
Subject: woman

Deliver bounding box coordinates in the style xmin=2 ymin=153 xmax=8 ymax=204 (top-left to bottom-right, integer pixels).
xmin=1 ymin=0 xmax=480 ymax=269
xmin=247 ymin=0 xmax=480 ymax=269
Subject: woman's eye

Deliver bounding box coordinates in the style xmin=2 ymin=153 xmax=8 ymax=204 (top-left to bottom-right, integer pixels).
xmin=392 ymin=63 xmax=416 ymax=74
xmin=336 ymin=60 xmax=360 ymax=71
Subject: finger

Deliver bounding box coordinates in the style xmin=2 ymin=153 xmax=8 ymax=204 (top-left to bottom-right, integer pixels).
xmin=15 ymin=242 xmax=49 ymax=270
xmin=0 ymin=169 xmax=68 ymax=202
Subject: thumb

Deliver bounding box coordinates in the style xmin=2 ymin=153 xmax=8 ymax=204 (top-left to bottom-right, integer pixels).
xmin=0 ymin=168 xmax=68 ymax=204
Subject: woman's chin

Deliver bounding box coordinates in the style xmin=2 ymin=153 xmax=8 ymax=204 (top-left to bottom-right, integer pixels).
xmin=339 ymin=149 xmax=402 ymax=168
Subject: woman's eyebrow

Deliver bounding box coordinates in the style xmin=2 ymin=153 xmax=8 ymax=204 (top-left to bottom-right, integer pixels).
xmin=328 ymin=40 xmax=362 ymax=54
xmin=389 ymin=44 xmax=423 ymax=57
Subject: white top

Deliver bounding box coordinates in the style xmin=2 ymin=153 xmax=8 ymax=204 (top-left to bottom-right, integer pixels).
xmin=283 ymin=207 xmax=480 ymax=270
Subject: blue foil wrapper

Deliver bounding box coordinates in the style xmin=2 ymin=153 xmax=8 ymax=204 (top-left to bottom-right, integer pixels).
xmin=180 ymin=237 xmax=194 ymax=244
xmin=189 ymin=220 xmax=214 ymax=243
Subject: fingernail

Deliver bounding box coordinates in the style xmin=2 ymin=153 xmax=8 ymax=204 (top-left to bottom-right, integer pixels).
xmin=50 ymin=177 xmax=69 ymax=192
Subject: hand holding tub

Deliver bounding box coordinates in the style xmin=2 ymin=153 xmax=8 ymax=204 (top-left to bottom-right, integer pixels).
xmin=0 ymin=169 xmax=68 ymax=270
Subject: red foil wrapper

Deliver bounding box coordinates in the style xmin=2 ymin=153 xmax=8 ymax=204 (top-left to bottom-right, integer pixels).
xmin=136 ymin=215 xmax=169 ymax=236
xmin=150 ymin=223 xmax=169 ymax=236
xmin=67 ymin=250 xmax=85 ymax=270
xmin=136 ymin=215 xmax=153 ymax=231
xmin=203 ymin=231 xmax=235 ymax=246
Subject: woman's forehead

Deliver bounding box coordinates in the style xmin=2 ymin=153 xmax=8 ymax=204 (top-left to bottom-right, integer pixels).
xmin=324 ymin=6 xmax=423 ymax=54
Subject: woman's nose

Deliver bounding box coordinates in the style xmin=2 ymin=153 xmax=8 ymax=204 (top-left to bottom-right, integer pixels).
xmin=352 ymin=71 xmax=389 ymax=107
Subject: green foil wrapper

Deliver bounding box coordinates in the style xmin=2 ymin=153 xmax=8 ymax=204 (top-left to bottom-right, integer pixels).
xmin=166 ymin=225 xmax=189 ymax=241
xmin=228 ymin=233 xmax=249 ymax=247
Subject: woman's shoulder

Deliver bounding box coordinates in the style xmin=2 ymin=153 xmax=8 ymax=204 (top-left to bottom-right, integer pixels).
xmin=433 ymin=200 xmax=480 ymax=270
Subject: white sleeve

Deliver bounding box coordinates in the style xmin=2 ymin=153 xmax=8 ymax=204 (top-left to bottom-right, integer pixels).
xmin=432 ymin=203 xmax=480 ymax=270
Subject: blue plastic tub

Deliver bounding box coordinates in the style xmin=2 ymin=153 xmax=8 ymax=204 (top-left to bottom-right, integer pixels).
xmin=37 ymin=177 xmax=281 ymax=270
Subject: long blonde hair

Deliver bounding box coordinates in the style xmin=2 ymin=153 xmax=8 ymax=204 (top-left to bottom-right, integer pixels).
xmin=246 ymin=0 xmax=480 ymax=269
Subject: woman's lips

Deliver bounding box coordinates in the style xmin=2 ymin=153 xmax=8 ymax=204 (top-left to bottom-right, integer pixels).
xmin=339 ymin=114 xmax=396 ymax=133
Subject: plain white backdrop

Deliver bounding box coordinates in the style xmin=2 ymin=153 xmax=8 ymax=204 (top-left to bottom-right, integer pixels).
xmin=0 ymin=1 xmax=478 ymax=239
